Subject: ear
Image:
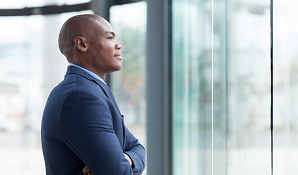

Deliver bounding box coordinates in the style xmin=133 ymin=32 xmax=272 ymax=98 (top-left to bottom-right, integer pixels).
xmin=74 ymin=36 xmax=88 ymax=52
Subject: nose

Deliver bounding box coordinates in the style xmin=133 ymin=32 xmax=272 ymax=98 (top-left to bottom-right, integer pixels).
xmin=116 ymin=43 xmax=122 ymax=50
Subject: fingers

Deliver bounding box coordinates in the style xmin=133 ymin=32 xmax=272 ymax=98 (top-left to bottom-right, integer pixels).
xmin=124 ymin=153 xmax=133 ymax=166
xmin=83 ymin=166 xmax=91 ymax=175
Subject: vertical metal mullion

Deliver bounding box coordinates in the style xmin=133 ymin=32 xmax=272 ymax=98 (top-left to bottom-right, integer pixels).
xmin=270 ymin=0 xmax=274 ymax=174
xmin=147 ymin=0 xmax=171 ymax=174
xmin=163 ymin=0 xmax=173 ymax=174
xmin=224 ymin=0 xmax=229 ymax=174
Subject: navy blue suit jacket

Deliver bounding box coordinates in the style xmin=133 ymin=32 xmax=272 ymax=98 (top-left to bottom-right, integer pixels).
xmin=41 ymin=66 xmax=146 ymax=175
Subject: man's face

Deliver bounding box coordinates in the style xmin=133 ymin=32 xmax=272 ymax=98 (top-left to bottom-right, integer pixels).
xmin=87 ymin=18 xmax=122 ymax=78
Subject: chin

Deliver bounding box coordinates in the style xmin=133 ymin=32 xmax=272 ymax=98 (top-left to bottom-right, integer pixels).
xmin=114 ymin=65 xmax=122 ymax=72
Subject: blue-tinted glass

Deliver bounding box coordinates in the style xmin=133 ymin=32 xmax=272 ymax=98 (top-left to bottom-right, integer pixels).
xmin=171 ymin=0 xmax=281 ymax=175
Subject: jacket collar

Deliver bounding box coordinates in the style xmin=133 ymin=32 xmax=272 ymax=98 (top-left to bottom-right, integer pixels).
xmin=67 ymin=66 xmax=104 ymax=84
xmin=66 ymin=66 xmax=111 ymax=98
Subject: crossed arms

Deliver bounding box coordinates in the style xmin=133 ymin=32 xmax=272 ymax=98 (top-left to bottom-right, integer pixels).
xmin=61 ymin=91 xmax=146 ymax=174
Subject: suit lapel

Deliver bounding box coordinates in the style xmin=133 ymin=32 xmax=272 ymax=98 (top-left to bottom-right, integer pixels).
xmin=100 ymin=83 xmax=121 ymax=114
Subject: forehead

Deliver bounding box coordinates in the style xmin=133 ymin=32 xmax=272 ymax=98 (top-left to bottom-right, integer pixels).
xmin=93 ymin=18 xmax=114 ymax=34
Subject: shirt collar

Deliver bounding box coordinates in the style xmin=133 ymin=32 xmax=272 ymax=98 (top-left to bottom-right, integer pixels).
xmin=68 ymin=63 xmax=106 ymax=85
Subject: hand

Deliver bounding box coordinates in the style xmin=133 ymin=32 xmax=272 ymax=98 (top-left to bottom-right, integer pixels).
xmin=82 ymin=154 xmax=132 ymax=174
xmin=83 ymin=166 xmax=94 ymax=175
xmin=124 ymin=153 xmax=133 ymax=167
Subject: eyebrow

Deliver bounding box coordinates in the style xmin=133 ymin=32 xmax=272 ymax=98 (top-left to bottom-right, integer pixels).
xmin=106 ymin=31 xmax=116 ymax=37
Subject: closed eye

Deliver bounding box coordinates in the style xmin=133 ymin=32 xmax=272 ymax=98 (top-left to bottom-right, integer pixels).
xmin=105 ymin=31 xmax=116 ymax=40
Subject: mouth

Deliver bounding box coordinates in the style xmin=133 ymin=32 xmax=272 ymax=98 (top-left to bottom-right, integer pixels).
xmin=114 ymin=54 xmax=122 ymax=60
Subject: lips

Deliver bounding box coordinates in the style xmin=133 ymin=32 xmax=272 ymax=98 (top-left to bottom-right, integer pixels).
xmin=114 ymin=54 xmax=122 ymax=60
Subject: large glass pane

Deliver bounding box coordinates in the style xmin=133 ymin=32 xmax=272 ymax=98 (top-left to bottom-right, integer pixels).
xmin=225 ymin=1 xmax=271 ymax=175
xmin=0 ymin=10 xmax=92 ymax=174
xmin=273 ymin=1 xmax=298 ymax=174
xmin=172 ymin=0 xmax=272 ymax=175
xmin=110 ymin=1 xmax=147 ymax=174
xmin=172 ymin=1 xmax=207 ymax=174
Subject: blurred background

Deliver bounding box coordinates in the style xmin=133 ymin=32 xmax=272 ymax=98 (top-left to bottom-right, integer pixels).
xmin=0 ymin=0 xmax=297 ymax=175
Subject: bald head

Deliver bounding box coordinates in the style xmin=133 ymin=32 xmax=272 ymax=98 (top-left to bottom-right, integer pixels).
xmin=57 ymin=14 xmax=122 ymax=79
xmin=58 ymin=14 xmax=106 ymax=62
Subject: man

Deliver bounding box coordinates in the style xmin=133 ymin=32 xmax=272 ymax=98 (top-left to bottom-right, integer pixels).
xmin=41 ymin=14 xmax=146 ymax=175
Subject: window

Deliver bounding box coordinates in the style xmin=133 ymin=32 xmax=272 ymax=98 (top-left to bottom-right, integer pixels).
xmin=0 ymin=3 xmax=92 ymax=173
xmin=172 ymin=0 xmax=298 ymax=174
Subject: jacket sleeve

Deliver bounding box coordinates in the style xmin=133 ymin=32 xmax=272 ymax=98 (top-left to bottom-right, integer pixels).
xmin=123 ymin=124 xmax=146 ymax=174
xmin=60 ymin=91 xmax=134 ymax=175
